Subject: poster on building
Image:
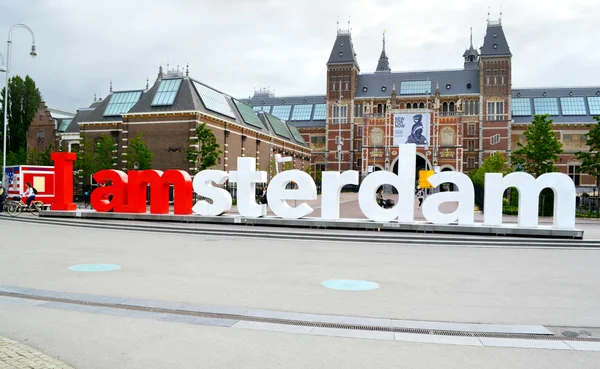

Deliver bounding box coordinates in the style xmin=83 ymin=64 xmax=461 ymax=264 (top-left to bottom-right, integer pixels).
xmin=393 ymin=113 xmax=430 ymax=148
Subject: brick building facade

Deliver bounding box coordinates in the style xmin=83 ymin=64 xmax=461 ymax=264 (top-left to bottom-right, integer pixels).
xmin=243 ymin=19 xmax=600 ymax=192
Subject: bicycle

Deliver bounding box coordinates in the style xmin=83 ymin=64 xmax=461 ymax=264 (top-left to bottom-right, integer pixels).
xmin=4 ymin=197 xmax=44 ymax=217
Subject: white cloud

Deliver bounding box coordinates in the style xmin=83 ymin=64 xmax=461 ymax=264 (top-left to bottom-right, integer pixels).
xmin=1 ymin=0 xmax=598 ymax=111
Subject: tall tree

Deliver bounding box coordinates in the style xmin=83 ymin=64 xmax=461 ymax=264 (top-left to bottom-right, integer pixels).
xmin=575 ymin=116 xmax=600 ymax=211
xmin=27 ymin=144 xmax=53 ymax=166
xmin=94 ymin=134 xmax=117 ymax=170
xmin=468 ymin=152 xmax=511 ymax=187
xmin=511 ymin=114 xmax=563 ymax=177
xmin=0 ymin=75 xmax=42 ymax=153
xmin=186 ymin=123 xmax=222 ymax=175
xmin=73 ymin=134 xmax=96 ymax=182
xmin=126 ymin=132 xmax=153 ymax=170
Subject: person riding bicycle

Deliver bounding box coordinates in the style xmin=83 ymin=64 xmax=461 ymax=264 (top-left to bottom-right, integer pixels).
xmin=0 ymin=181 xmax=6 ymax=213
xmin=22 ymin=182 xmax=37 ymax=207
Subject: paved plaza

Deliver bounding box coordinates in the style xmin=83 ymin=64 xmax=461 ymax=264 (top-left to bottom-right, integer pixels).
xmin=0 ymin=216 xmax=599 ymax=368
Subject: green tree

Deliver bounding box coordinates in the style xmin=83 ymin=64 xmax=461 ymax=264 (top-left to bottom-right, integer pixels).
xmin=73 ymin=134 xmax=97 ymax=182
xmin=186 ymin=123 xmax=222 ymax=175
xmin=283 ymin=161 xmax=294 ymax=171
xmin=511 ymin=114 xmax=563 ymax=177
xmin=94 ymin=134 xmax=117 ymax=170
xmin=27 ymin=144 xmax=54 ymax=166
xmin=468 ymin=152 xmax=510 ymax=187
xmin=127 ymin=132 xmax=153 ymax=170
xmin=0 ymin=75 xmax=42 ymax=153
xmin=575 ymin=116 xmax=600 ymax=213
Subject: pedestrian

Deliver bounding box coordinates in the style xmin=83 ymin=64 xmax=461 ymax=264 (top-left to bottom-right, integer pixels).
xmin=416 ymin=188 xmax=424 ymax=208
xmin=0 ymin=181 xmax=6 ymax=213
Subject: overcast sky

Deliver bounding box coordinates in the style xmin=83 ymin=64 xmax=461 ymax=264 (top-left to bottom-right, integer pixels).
xmin=1 ymin=0 xmax=598 ymax=112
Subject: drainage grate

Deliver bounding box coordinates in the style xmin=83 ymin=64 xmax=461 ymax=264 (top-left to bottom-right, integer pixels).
xmin=3 ymin=291 xmax=600 ymax=342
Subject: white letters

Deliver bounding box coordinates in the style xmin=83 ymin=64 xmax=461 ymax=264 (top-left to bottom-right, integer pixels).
xmin=321 ymin=171 xmax=359 ymax=220
xmin=267 ymin=170 xmax=317 ymax=219
xmin=422 ymin=172 xmax=474 ymax=225
xmin=229 ymin=157 xmax=267 ymax=217
xmin=192 ymin=170 xmax=232 ymax=216
xmin=484 ymin=172 xmax=576 ymax=229
xmin=186 ymin=153 xmax=577 ymax=231
xmin=358 ymin=144 xmax=416 ymax=223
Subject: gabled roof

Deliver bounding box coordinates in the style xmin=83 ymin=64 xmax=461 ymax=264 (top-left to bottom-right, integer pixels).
xmin=355 ymin=69 xmax=480 ymax=98
xmin=480 ymin=21 xmax=511 ymax=57
xmin=128 ymin=77 xmax=202 ymax=113
xmin=327 ymin=31 xmax=359 ymax=67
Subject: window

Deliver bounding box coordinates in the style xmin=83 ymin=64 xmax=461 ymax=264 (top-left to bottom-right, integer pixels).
xmin=315 ymin=162 xmax=326 ymax=173
xmin=511 ymin=98 xmax=532 ymax=116
xmin=468 ymin=157 xmax=475 ymax=169
xmin=442 ymin=102 xmax=448 ymax=112
xmin=486 ymin=70 xmax=491 ymax=85
xmin=419 ymin=102 xmax=424 ymax=109
xmin=568 ymin=165 xmax=580 ymax=186
xmin=560 ymin=97 xmax=587 ymax=116
xmin=354 ymin=103 xmax=363 ymax=117
xmin=271 ymin=105 xmax=292 ymax=121
xmin=335 ymin=151 xmax=343 ymax=161
xmin=234 ymin=100 xmax=264 ymax=129
xmin=290 ymin=104 xmax=313 ymax=121
xmin=400 ymin=81 xmax=431 ymax=95
xmin=105 ymin=91 xmax=143 ymax=116
xmin=468 ymin=140 xmax=474 ymax=151
xmin=310 ymin=136 xmax=326 ymax=150
xmin=490 ymin=134 xmax=500 ymax=145
xmin=37 ymin=130 xmax=44 ymax=144
xmin=39 ymin=115 xmax=43 ymax=121
xmin=406 ymin=103 xmax=411 ymax=109
xmin=449 ymin=102 xmax=455 ymax=112
xmin=313 ymin=104 xmax=327 ymax=120
xmin=493 ymin=70 xmax=497 ymax=85
xmin=501 ymin=70 xmax=505 ymax=85
xmin=475 ymin=100 xmax=479 ymax=115
xmin=587 ymin=96 xmax=600 ymax=115
xmin=468 ymin=123 xmax=475 ymax=136
xmin=194 ymin=81 xmax=236 ymax=118
xmin=153 ymin=79 xmax=183 ymax=107
xmin=332 ymin=105 xmax=348 ymax=124
xmin=487 ymin=101 xmax=504 ymax=121
xmin=533 ymin=98 xmax=559 ymax=115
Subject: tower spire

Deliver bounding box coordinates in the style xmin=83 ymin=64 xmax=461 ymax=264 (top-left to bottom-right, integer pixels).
xmin=109 ymin=80 xmax=113 ymax=94
xmin=374 ymin=29 xmax=391 ymax=73
xmin=470 ymin=27 xmax=473 ymax=48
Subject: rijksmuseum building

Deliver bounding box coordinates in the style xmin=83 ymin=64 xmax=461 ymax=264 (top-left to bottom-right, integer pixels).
xmin=28 ymin=18 xmax=598 ymax=190
xmin=242 ymin=18 xmax=599 ymax=190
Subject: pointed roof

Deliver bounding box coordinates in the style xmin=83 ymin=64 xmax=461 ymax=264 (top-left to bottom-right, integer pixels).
xmin=375 ymin=31 xmax=391 ymax=73
xmin=480 ymin=20 xmax=511 ymax=57
xmin=463 ymin=27 xmax=480 ymax=58
xmin=327 ymin=30 xmax=359 ymax=67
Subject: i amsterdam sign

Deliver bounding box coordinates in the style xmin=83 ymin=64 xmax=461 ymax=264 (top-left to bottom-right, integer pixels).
xmin=50 ymin=145 xmax=576 ymax=230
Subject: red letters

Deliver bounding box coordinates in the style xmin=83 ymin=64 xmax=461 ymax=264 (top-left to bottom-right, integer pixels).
xmin=128 ymin=170 xmax=192 ymax=215
xmin=51 ymin=152 xmax=77 ymax=211
xmin=90 ymin=170 xmax=129 ymax=212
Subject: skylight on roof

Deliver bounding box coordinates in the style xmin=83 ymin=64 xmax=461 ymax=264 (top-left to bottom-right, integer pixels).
xmin=234 ymin=100 xmax=263 ymax=129
xmin=104 ymin=91 xmax=143 ymax=116
xmin=533 ymin=98 xmax=559 ymax=116
xmin=587 ymin=96 xmax=600 ymax=115
xmin=266 ymin=113 xmax=291 ymax=139
xmin=313 ymin=104 xmax=327 ymax=120
xmin=511 ymin=98 xmax=531 ymax=117
xmin=288 ymin=124 xmax=306 ymax=144
xmin=291 ymin=104 xmax=313 ymax=121
xmin=271 ymin=105 xmax=292 ymax=121
xmin=560 ymin=97 xmax=587 ymax=116
xmin=193 ymin=81 xmax=236 ymax=119
xmin=400 ymin=81 xmax=431 ymax=95
xmin=151 ymin=79 xmax=182 ymax=106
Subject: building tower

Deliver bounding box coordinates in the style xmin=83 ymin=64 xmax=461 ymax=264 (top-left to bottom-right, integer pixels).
xmin=375 ymin=31 xmax=391 ymax=73
xmin=463 ymin=27 xmax=479 ymax=70
xmin=326 ymin=23 xmax=360 ymax=171
xmin=478 ymin=17 xmax=512 ymax=164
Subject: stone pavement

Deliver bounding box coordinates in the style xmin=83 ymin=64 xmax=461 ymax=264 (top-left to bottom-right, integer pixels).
xmin=0 ymin=336 xmax=73 ymax=369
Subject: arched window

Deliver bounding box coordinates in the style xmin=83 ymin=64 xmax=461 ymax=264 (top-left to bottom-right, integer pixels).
xmin=475 ymin=100 xmax=479 ymax=115
xmin=377 ymin=104 xmax=383 ymax=114
xmin=406 ymin=103 xmax=411 ymax=109
xmin=419 ymin=102 xmax=425 ymax=109
xmin=449 ymin=102 xmax=455 ymax=112
xmin=442 ymin=102 xmax=448 ymax=112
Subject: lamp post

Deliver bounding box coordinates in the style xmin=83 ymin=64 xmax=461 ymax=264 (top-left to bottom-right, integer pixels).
xmin=2 ymin=24 xmax=37 ymax=186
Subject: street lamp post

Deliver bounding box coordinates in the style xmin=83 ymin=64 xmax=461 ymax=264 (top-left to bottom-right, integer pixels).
xmin=2 ymin=24 xmax=37 ymax=186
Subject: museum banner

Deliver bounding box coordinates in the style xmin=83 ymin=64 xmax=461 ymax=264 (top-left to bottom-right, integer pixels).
xmin=393 ymin=113 xmax=430 ymax=148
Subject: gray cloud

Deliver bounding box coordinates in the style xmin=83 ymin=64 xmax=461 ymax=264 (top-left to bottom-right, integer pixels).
xmin=1 ymin=0 xmax=598 ymax=112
